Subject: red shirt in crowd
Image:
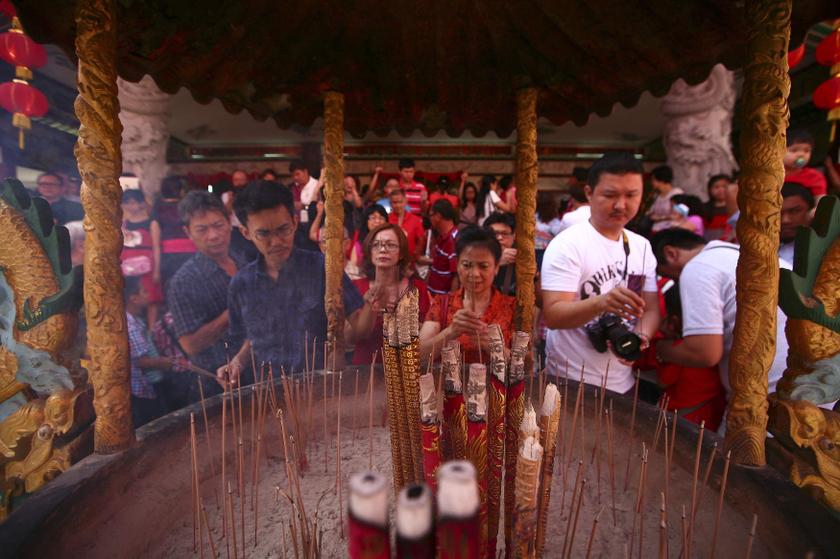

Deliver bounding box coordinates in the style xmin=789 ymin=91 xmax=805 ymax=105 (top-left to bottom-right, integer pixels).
xmin=389 ymin=210 xmax=426 ymax=260
xmin=429 ymin=191 xmax=460 ymax=210
xmin=427 ymin=226 xmax=459 ymax=295
xmin=350 ymin=278 xmax=430 ymax=365
xmin=402 ymin=181 xmax=427 ymax=215
xmin=785 ymin=167 xmax=827 ymax=197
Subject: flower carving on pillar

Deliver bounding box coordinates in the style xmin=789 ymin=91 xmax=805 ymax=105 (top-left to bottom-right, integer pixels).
xmin=661 ymin=64 xmax=738 ymax=199
xmin=117 ymin=75 xmax=170 ymax=196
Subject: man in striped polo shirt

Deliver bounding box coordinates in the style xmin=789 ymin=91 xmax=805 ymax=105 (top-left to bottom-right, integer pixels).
xmin=398 ymin=158 xmax=428 ymax=215
xmin=425 ymin=199 xmax=460 ymax=295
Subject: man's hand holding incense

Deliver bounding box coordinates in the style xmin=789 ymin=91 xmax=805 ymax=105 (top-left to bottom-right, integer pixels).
xmin=216 ymin=355 xmax=242 ymax=388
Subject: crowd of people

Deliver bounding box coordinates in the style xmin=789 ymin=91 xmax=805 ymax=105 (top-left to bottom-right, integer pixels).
xmin=30 ymin=130 xmax=839 ymax=429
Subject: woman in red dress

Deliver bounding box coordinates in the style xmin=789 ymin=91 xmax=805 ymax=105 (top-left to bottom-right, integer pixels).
xmin=347 ymin=223 xmax=430 ymax=366
xmin=420 ymin=226 xmax=515 ymax=364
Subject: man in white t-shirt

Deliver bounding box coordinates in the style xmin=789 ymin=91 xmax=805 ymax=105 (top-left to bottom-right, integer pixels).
xmin=651 ymin=228 xmax=789 ymax=399
xmin=541 ymin=153 xmax=660 ymax=394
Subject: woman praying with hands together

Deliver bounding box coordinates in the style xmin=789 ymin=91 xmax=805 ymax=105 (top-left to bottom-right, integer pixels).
xmin=419 ymin=226 xmax=515 ymax=364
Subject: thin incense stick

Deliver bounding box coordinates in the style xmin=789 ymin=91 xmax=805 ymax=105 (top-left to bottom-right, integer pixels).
xmin=659 ymin=492 xmax=667 ymax=559
xmin=629 ymin=443 xmax=648 ymax=558
xmin=228 ymin=482 xmax=238 ymax=559
xmin=368 ymin=351 xmax=376 ymax=469
xmin=584 ymin=506 xmax=603 ymax=559
xmin=190 ymin=414 xmax=198 ymax=552
xmin=710 ymin=450 xmax=732 ymax=559
xmin=336 ymin=371 xmax=345 ymax=539
xmin=196 ymin=378 xmax=219 ymax=508
xmin=351 ymin=368 xmax=360 ymax=446
xmin=561 ymin=371 xmax=584 ymax=514
xmin=623 ymin=371 xmax=640 ymax=492
xmin=606 ymin=403 xmax=617 ymax=527
xmin=564 ymin=478 xmax=587 ymax=559
xmin=686 ymin=421 xmax=706 ymax=559
xmin=562 ymin=460 xmax=584 ymax=556
xmin=238 ymin=437 xmax=245 ymax=558
xmin=694 ymin=442 xmax=718 ymax=526
xmin=221 ymin=386 xmax=228 ymax=538
xmin=744 ymin=513 xmax=758 ymax=559
xmin=201 ymin=504 xmax=217 ymax=559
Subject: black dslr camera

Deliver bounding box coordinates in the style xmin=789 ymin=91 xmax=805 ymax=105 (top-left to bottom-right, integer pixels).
xmin=584 ymin=314 xmax=642 ymax=361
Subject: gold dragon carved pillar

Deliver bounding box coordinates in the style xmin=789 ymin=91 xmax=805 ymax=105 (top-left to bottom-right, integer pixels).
xmin=323 ymin=91 xmax=346 ymax=366
xmin=726 ymin=0 xmax=791 ymax=466
xmin=514 ymin=88 xmax=538 ymax=334
xmin=74 ymin=0 xmax=132 ymax=453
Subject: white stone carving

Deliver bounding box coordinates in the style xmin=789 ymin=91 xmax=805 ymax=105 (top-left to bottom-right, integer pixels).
xmin=118 ymin=75 xmax=171 ymax=196
xmin=661 ymin=64 xmax=738 ymax=200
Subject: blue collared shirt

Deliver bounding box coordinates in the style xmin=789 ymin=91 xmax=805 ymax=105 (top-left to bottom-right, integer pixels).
xmin=168 ymin=251 xmax=246 ymax=372
xmin=228 ymin=249 xmax=364 ymax=373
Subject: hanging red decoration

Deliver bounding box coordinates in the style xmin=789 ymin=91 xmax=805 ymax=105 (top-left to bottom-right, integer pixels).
xmin=0 ymin=30 xmax=47 ymax=69
xmin=813 ymin=76 xmax=840 ymax=111
xmin=0 ymin=0 xmax=16 ymax=19
xmin=788 ymin=43 xmax=806 ymax=70
xmin=0 ymin=80 xmax=49 ymax=149
xmin=815 ymin=29 xmax=840 ymax=67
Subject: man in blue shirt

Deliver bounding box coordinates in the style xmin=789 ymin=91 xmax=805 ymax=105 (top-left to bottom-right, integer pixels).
xmin=219 ymin=181 xmax=372 ymax=383
xmin=168 ymin=190 xmax=245 ymax=398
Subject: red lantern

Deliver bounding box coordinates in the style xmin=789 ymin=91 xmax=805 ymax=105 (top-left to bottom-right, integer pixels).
xmin=0 ymin=31 xmax=46 ymax=69
xmin=0 ymin=80 xmax=49 ymax=149
xmin=788 ymin=43 xmax=806 ymax=70
xmin=815 ymin=29 xmax=840 ymax=67
xmin=813 ymin=77 xmax=840 ymax=111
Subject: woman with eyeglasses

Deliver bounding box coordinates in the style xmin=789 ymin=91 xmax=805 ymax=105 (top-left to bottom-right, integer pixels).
xmin=346 ymin=223 xmax=430 ymax=365
xmin=419 ymin=226 xmax=515 ymax=364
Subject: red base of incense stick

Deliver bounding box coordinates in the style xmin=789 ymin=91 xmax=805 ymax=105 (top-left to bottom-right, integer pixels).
xmin=444 ymin=393 xmax=467 ymax=460
xmin=348 ymin=513 xmax=390 ymax=559
xmin=421 ymin=421 xmax=442 ymax=491
xmin=438 ymin=515 xmax=480 ymax=559
xmin=467 ymin=420 xmax=488 ymax=559
xmin=503 ymin=380 xmax=525 ymax=555
xmin=487 ymin=375 xmax=507 ymax=558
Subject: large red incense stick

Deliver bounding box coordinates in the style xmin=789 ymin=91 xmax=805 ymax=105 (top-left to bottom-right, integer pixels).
xmin=348 ymin=471 xmax=390 ymax=559
xmin=503 ymin=331 xmax=529 ymax=556
xmin=466 ymin=363 xmax=489 ymax=558
xmin=396 ymin=483 xmax=436 ymax=558
xmin=442 ymin=344 xmax=467 ymax=461
xmin=486 ymin=323 xmax=508 ymax=559
xmin=419 ymin=372 xmax=442 ymax=490
xmin=437 ymin=461 xmax=480 ymax=559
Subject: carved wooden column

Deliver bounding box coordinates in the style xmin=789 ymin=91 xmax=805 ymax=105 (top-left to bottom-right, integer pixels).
xmin=726 ymin=0 xmax=791 ymax=466
xmin=74 ymin=0 xmax=132 ymax=453
xmin=323 ymin=91 xmax=346 ymax=366
xmin=514 ymin=88 xmax=538 ymax=334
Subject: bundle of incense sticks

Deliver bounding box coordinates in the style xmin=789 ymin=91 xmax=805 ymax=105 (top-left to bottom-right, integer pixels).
xmin=466 ymin=363 xmax=489 ymax=558
xmin=382 ymin=313 xmax=408 ymax=491
xmin=486 ymin=323 xmax=507 ymax=559
xmin=504 ymin=331 xmax=530 ymax=555
xmin=382 ymin=286 xmax=424 ymax=490
xmin=419 ymin=372 xmax=442 ymax=490
xmin=442 ymin=343 xmax=467 ymax=461
xmin=348 ymin=471 xmax=390 ymax=559
xmin=535 ymin=383 xmax=561 ymax=556
xmin=396 ymin=483 xmax=436 ymax=558
xmin=513 ymin=435 xmax=544 ymax=559
xmin=396 ymin=288 xmax=424 ymax=482
xmin=437 ymin=461 xmax=481 ymax=559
